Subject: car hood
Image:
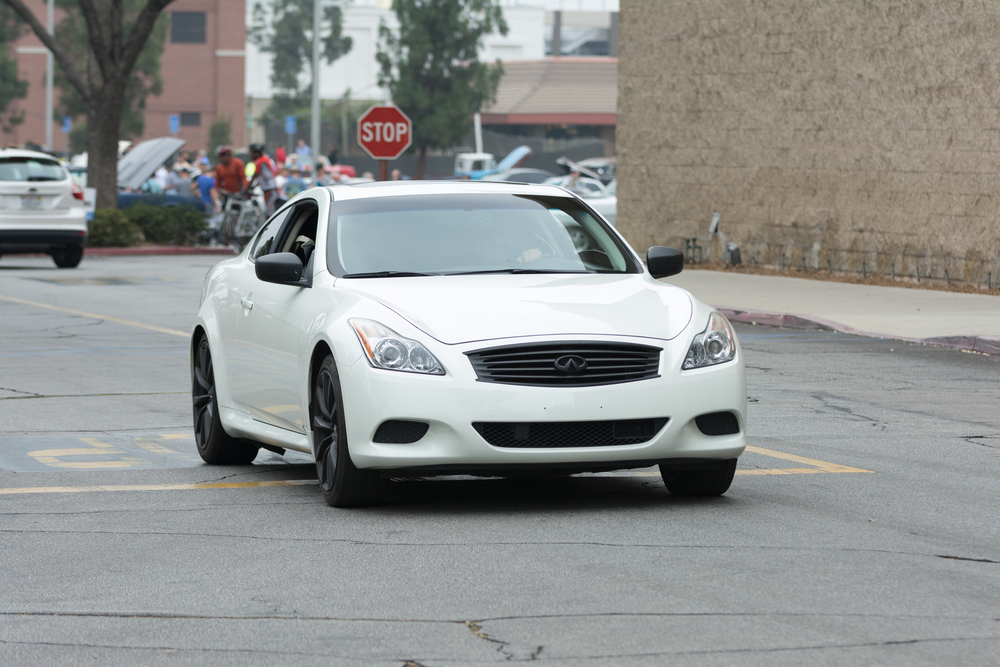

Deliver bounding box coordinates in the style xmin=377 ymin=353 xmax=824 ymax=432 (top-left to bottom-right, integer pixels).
xmin=117 ymin=137 xmax=185 ymax=190
xmin=337 ymin=274 xmax=694 ymax=345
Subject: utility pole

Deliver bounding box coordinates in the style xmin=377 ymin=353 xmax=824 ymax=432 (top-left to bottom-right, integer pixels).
xmin=44 ymin=0 xmax=53 ymax=152
xmin=310 ymin=0 xmax=321 ymax=165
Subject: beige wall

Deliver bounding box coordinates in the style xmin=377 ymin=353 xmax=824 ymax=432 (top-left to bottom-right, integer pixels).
xmin=618 ymin=0 xmax=1000 ymax=284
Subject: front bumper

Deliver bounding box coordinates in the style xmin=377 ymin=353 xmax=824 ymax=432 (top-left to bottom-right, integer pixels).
xmin=337 ymin=335 xmax=746 ymax=471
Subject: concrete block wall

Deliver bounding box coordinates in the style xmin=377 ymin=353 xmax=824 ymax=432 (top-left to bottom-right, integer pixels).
xmin=617 ymin=0 xmax=1000 ymax=284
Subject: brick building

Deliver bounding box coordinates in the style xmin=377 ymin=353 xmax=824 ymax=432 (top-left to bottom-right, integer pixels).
xmin=618 ymin=0 xmax=1000 ymax=286
xmin=3 ymin=0 xmax=245 ymax=154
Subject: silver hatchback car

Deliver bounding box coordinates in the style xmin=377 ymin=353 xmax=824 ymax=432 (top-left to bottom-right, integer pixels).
xmin=0 ymin=149 xmax=87 ymax=268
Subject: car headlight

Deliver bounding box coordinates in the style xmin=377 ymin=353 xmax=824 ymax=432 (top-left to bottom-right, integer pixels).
xmin=682 ymin=311 xmax=736 ymax=370
xmin=350 ymin=319 xmax=445 ymax=375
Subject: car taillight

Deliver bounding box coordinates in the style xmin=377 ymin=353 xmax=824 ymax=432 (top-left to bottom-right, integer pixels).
xmin=72 ymin=184 xmax=84 ymax=200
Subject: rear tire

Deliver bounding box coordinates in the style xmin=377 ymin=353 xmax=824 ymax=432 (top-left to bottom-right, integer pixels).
xmin=660 ymin=459 xmax=738 ymax=496
xmin=192 ymin=336 xmax=259 ymax=464
xmin=52 ymin=246 xmax=83 ymax=268
xmin=312 ymin=354 xmax=387 ymax=507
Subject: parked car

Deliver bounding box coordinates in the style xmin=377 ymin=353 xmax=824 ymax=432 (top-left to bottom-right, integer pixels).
xmin=191 ymin=181 xmax=746 ymax=507
xmin=68 ymin=137 xmax=205 ymax=213
xmin=576 ymin=157 xmax=616 ymax=184
xmin=0 ymin=148 xmax=88 ymax=267
xmin=481 ymin=168 xmax=555 ymax=184
xmin=544 ymin=174 xmax=617 ymax=226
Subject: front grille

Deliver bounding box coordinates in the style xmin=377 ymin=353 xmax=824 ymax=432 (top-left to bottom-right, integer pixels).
xmin=695 ymin=412 xmax=740 ymax=436
xmin=473 ymin=418 xmax=668 ymax=449
xmin=466 ymin=341 xmax=661 ymax=387
xmin=373 ymin=420 xmax=429 ymax=444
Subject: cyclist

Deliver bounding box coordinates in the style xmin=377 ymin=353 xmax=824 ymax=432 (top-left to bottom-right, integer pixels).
xmin=214 ymin=145 xmax=247 ymax=207
xmin=247 ymin=143 xmax=279 ymax=217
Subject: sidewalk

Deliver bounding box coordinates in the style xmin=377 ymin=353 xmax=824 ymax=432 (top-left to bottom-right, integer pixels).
xmin=668 ymin=269 xmax=1000 ymax=356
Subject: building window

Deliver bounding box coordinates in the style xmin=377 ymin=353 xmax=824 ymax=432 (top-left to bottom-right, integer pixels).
xmin=180 ymin=113 xmax=201 ymax=127
xmin=171 ymin=12 xmax=206 ymax=44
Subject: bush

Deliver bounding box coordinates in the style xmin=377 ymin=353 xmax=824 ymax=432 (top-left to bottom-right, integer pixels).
xmin=125 ymin=203 xmax=207 ymax=245
xmin=87 ymin=208 xmax=145 ymax=247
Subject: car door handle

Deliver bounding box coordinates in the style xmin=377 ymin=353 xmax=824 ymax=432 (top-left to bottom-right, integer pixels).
xmin=241 ymin=297 xmax=253 ymax=310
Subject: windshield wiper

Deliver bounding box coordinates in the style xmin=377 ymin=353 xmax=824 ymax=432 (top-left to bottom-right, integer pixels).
xmin=341 ymin=271 xmax=438 ymax=278
xmin=447 ymin=268 xmax=595 ymax=275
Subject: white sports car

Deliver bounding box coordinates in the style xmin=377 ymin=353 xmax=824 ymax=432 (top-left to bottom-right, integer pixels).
xmin=191 ymin=181 xmax=746 ymax=506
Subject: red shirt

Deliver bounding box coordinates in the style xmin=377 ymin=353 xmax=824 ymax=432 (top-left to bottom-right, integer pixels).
xmin=215 ymin=158 xmax=247 ymax=194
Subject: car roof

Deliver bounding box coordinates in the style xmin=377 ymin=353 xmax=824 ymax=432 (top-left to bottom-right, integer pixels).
xmin=0 ymin=148 xmax=63 ymax=162
xmin=326 ymin=180 xmax=578 ymax=201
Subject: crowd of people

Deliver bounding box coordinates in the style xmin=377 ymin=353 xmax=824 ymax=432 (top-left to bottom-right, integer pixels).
xmin=143 ymin=142 xmax=373 ymax=216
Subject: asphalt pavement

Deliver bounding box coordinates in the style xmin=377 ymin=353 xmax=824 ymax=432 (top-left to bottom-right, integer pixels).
xmin=1 ymin=253 xmax=999 ymax=665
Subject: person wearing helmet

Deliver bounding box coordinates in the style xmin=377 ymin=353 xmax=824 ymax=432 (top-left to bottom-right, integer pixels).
xmin=247 ymin=143 xmax=279 ymax=216
xmin=214 ymin=145 xmax=246 ymax=207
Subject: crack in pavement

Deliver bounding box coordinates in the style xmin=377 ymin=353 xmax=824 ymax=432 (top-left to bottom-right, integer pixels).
xmin=0 ymin=391 xmax=187 ymax=401
xmin=0 ymin=528 xmax=983 ymax=557
xmin=0 ymin=386 xmax=42 ymax=397
xmin=465 ymin=621 xmax=515 ymax=660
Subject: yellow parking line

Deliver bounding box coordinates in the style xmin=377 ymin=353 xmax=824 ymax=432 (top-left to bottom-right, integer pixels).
xmin=743 ymin=445 xmax=872 ymax=472
xmin=0 ymin=480 xmax=319 ymax=495
xmin=0 ymin=295 xmax=188 ymax=338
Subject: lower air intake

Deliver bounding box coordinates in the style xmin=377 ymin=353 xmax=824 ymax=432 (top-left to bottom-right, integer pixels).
xmin=373 ymin=420 xmax=429 ymax=444
xmin=473 ymin=418 xmax=668 ymax=449
xmin=694 ymin=412 xmax=740 ymax=436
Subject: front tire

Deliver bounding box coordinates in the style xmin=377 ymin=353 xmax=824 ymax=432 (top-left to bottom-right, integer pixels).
xmin=660 ymin=459 xmax=738 ymax=496
xmin=192 ymin=336 xmax=259 ymax=464
xmin=52 ymin=245 xmax=83 ymax=268
xmin=312 ymin=355 xmax=387 ymax=507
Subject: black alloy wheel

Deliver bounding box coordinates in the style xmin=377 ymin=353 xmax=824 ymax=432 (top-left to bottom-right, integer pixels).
xmin=660 ymin=459 xmax=738 ymax=496
xmin=312 ymin=354 xmax=387 ymax=507
xmin=192 ymin=336 xmax=259 ymax=464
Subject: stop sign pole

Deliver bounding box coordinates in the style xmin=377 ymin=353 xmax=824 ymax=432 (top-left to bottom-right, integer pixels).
xmin=357 ymin=105 xmax=413 ymax=181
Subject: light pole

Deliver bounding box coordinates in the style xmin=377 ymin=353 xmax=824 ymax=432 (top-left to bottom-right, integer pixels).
xmin=310 ymin=0 xmax=321 ymax=165
xmin=44 ymin=0 xmax=53 ymax=152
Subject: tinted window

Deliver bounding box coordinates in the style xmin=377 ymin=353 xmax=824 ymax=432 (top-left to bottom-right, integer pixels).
xmin=327 ymin=193 xmax=638 ymax=277
xmin=250 ymin=209 xmax=290 ymax=261
xmin=0 ymin=157 xmax=67 ymax=182
xmin=171 ymin=12 xmax=206 ymax=43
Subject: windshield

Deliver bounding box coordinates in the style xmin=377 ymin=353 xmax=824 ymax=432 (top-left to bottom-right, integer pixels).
xmin=0 ymin=157 xmax=67 ymax=182
xmin=328 ymin=193 xmax=639 ymax=277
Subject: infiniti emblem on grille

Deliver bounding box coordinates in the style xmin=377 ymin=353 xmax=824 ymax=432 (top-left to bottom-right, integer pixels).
xmin=554 ymin=355 xmax=588 ymax=374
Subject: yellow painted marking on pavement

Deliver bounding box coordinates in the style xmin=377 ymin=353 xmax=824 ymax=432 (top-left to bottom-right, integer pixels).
xmin=0 ymin=480 xmax=319 ymax=495
xmin=27 ymin=437 xmax=147 ymax=469
xmin=616 ymin=445 xmax=872 ymax=477
xmin=743 ymin=445 xmax=873 ymax=474
xmin=159 ymin=434 xmax=195 ymax=440
xmin=134 ymin=438 xmax=179 ymax=454
xmin=0 ymin=295 xmax=188 ymax=338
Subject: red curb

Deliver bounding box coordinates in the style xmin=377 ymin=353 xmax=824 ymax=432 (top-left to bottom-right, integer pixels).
xmin=84 ymin=246 xmax=236 ymax=257
xmin=719 ymin=308 xmax=1000 ymax=357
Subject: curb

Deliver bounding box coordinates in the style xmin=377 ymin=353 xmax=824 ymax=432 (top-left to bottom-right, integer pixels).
xmin=84 ymin=246 xmax=236 ymax=257
xmin=719 ymin=308 xmax=1000 ymax=357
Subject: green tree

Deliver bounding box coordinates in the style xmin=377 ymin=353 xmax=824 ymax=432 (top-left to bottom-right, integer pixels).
xmin=2 ymin=0 xmax=174 ymax=209
xmin=377 ymin=0 xmax=506 ymax=179
xmin=50 ymin=0 xmax=167 ymax=141
xmin=208 ymin=113 xmax=231 ymax=152
xmin=249 ymin=0 xmax=352 ymax=112
xmin=0 ymin=4 xmax=27 ymax=134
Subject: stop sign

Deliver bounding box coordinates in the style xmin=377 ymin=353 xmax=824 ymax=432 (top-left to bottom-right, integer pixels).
xmin=357 ymin=105 xmax=412 ymax=160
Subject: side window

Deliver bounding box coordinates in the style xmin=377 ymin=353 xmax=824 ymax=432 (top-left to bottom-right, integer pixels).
xmin=249 ymin=209 xmax=291 ymax=261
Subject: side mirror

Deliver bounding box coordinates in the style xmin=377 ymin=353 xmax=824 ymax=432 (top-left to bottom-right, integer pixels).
xmin=647 ymin=246 xmax=684 ymax=279
xmin=255 ymin=252 xmax=304 ymax=285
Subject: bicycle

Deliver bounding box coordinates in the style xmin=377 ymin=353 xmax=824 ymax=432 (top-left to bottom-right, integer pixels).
xmin=220 ymin=193 xmax=264 ymax=251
